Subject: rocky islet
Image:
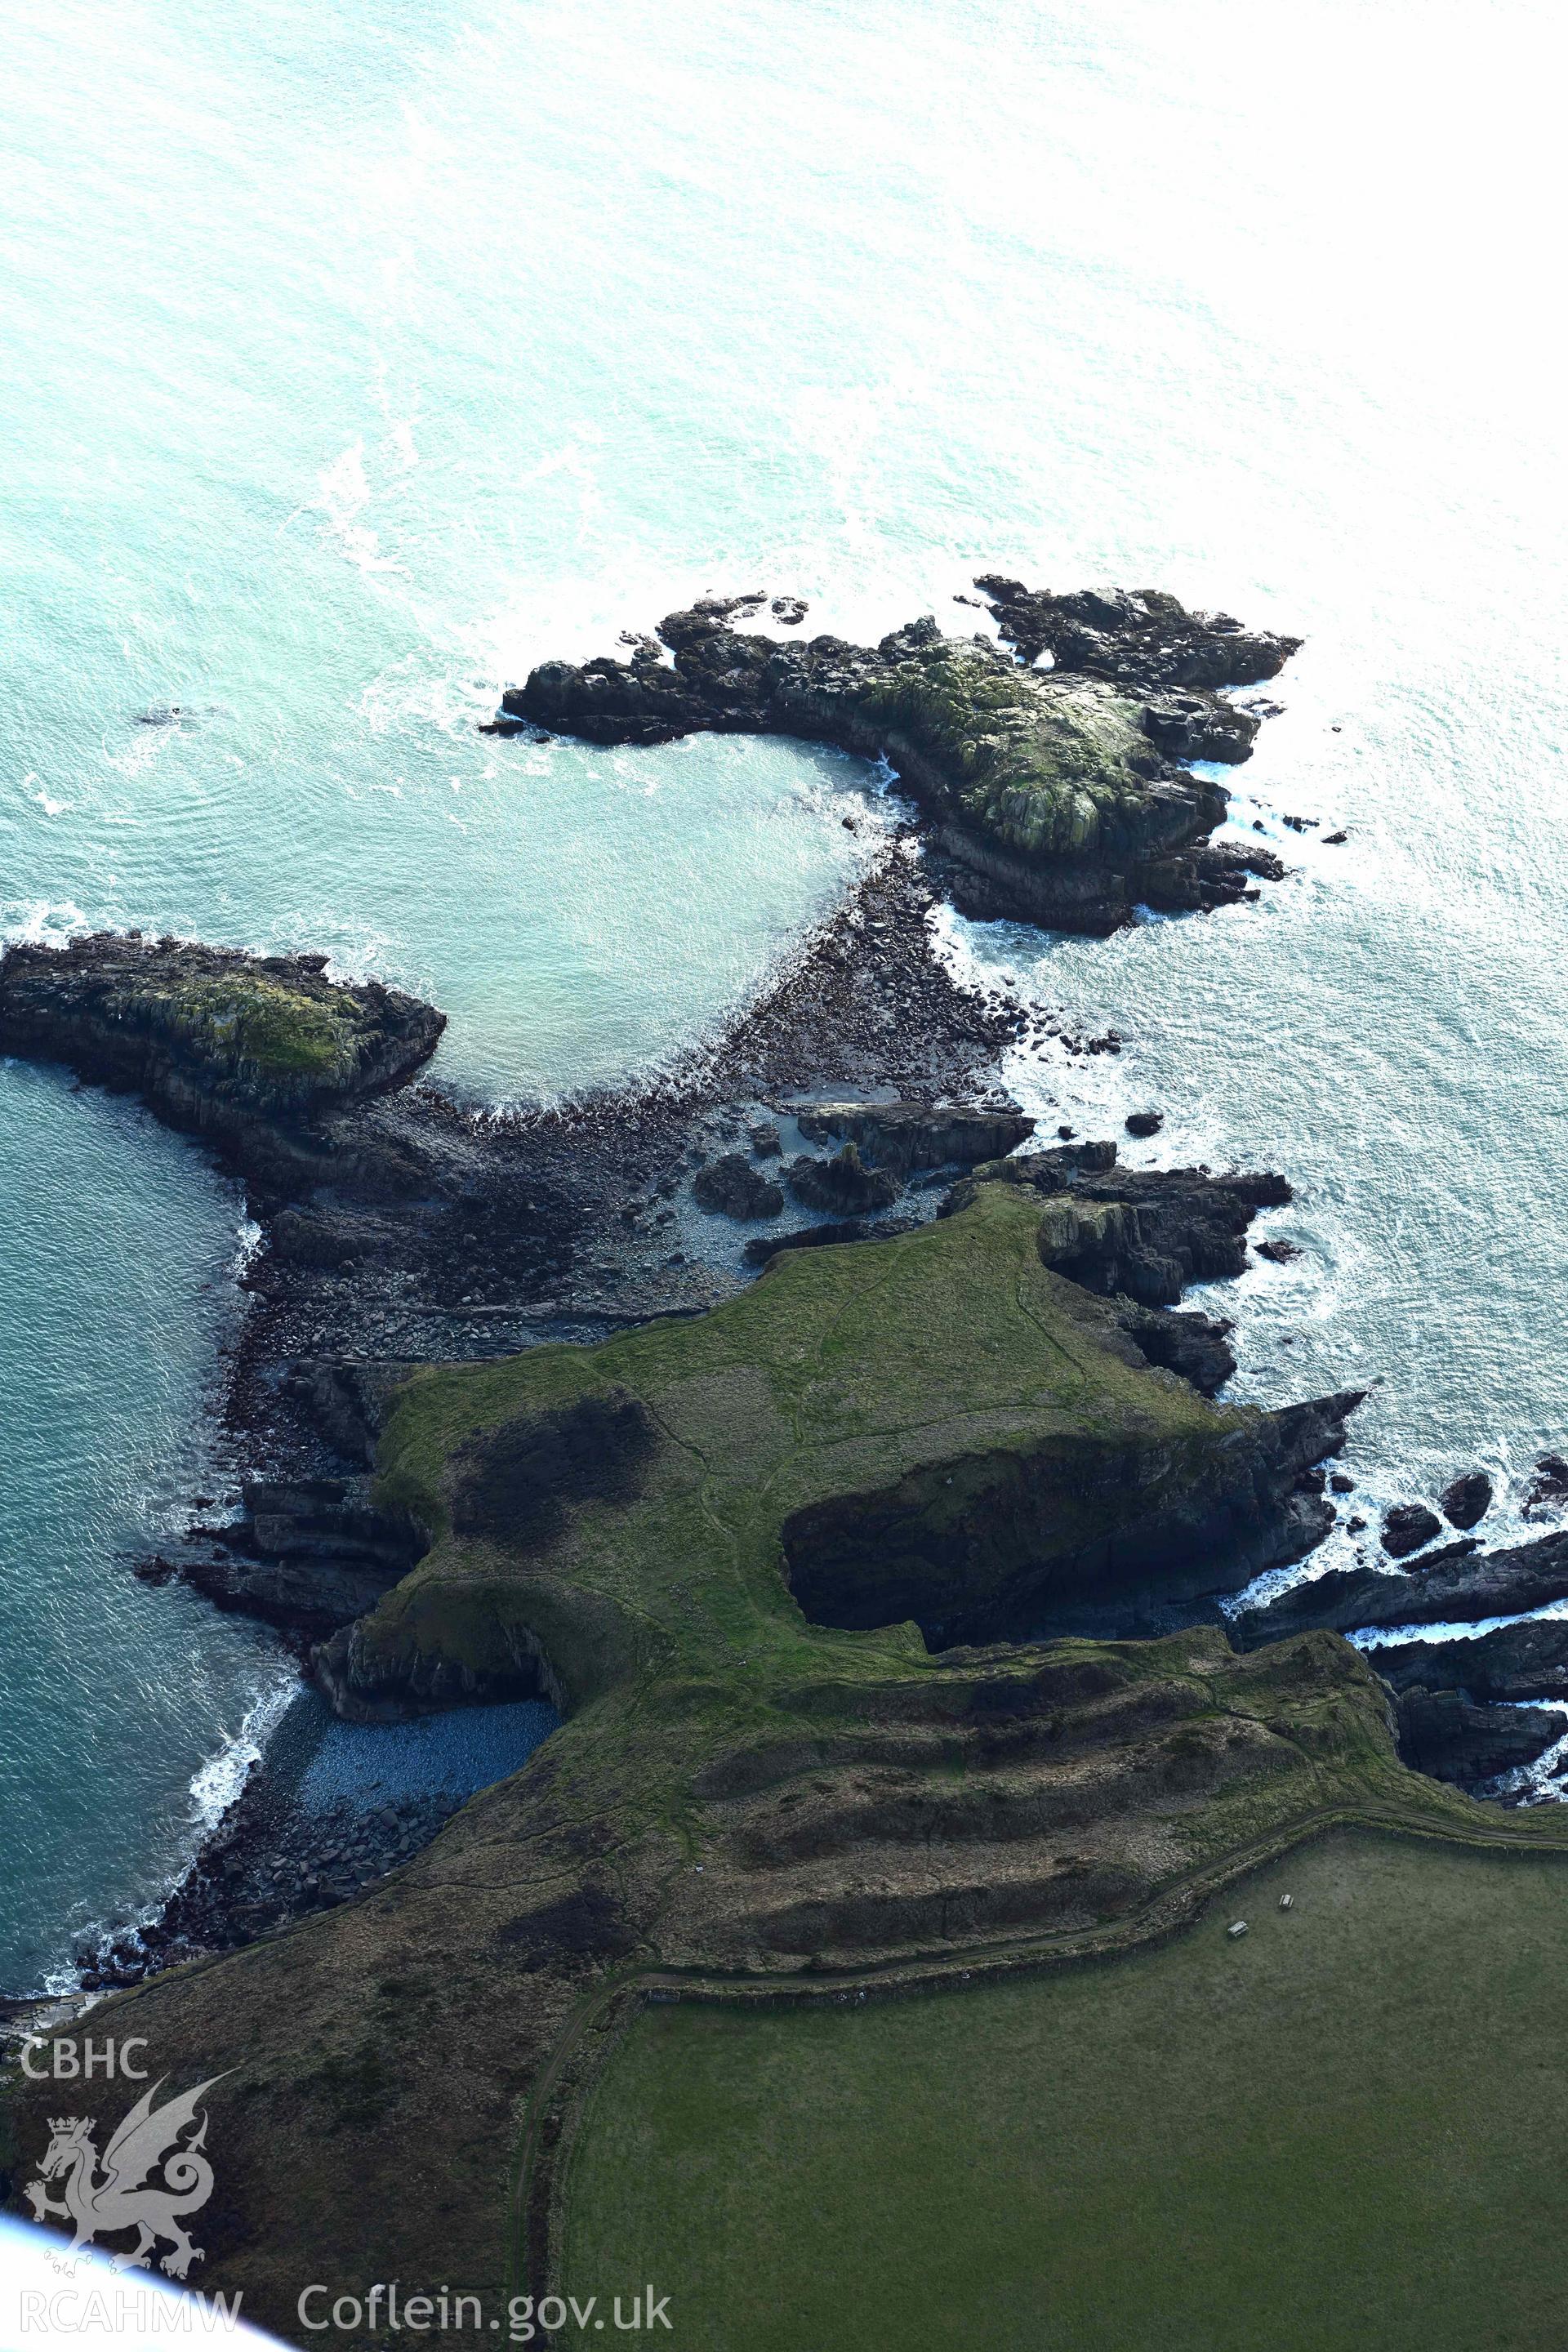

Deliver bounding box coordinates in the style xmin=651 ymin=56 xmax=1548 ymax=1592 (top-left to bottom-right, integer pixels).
xmin=506 ymin=580 xmax=1297 ymax=932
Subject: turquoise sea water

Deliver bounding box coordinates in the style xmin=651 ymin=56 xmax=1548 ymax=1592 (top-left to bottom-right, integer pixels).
xmin=4 ymin=0 xmax=1568 ymax=1984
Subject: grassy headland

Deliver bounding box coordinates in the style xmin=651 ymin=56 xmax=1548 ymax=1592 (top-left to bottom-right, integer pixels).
xmin=8 ymin=1187 xmax=1564 ymax=2341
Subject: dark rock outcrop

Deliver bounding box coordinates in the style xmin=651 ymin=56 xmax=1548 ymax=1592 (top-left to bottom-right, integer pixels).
xmin=1115 ymin=1303 xmax=1236 ymax=1396
xmin=1395 ymin=1686 xmax=1561 ymax=1784
xmin=502 ymin=584 xmax=1299 ymax=933
xmin=1441 ymin=1470 xmax=1494 ymax=1530
xmin=144 ymin=1477 xmax=424 ymax=1636
xmin=743 ymin=1214 xmax=919 ymax=1266
xmin=0 ymin=933 xmax=444 ymax=1187
xmin=784 ymin=1384 xmax=1362 ymax=1643
xmin=947 ymin=1143 xmax=1288 ymax=1309
xmin=1383 ymin=1503 xmax=1444 ymax=1558
xmin=1375 ymin=1616 xmax=1568 ymax=1702
xmin=1525 ymin=1454 xmax=1568 ymax=1520
xmin=970 ymin=577 xmax=1300 ymax=700
xmin=693 ymin=1152 xmax=786 ymax=1220
xmin=1231 ymin=1530 xmax=1568 ymax=1648
xmin=794 ymin=1099 xmax=1034 ymax=1171
xmin=1125 ymin=1110 xmax=1164 ymax=1138
xmin=787 ymin=1143 xmax=902 ymax=1215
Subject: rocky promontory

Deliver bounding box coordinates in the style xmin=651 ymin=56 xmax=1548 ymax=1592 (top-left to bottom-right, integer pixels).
xmin=502 ymin=581 xmax=1298 ymax=931
xmin=316 ymin=1182 xmax=1359 ymax=1704
xmin=0 ymin=933 xmax=444 ymax=1190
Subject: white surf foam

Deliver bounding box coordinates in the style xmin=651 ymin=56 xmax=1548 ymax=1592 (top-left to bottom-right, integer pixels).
xmin=187 ymin=1669 xmax=300 ymax=1835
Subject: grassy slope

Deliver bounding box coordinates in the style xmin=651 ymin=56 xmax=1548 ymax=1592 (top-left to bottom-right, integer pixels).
xmin=174 ymin=973 xmax=354 ymax=1076
xmin=11 ymin=1191 xmax=1568 ymax=2332
xmin=561 ymin=1828 xmax=1568 ymax=2352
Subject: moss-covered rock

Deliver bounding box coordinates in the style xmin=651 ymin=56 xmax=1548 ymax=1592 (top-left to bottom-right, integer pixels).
xmin=838 ymin=636 xmax=1163 ymax=859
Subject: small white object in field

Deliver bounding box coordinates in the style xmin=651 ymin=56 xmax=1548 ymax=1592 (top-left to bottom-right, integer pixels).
xmin=1227 ymin=1920 xmax=1249 ymax=1940
xmin=1280 ymin=1893 xmax=1294 ymax=1909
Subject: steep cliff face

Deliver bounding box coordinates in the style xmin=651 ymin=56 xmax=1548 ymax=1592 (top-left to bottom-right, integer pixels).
xmin=782 ymin=1390 xmax=1358 ymax=1642
xmin=503 ymin=581 xmax=1298 ymax=931
xmin=0 ymin=933 xmax=445 ymax=1182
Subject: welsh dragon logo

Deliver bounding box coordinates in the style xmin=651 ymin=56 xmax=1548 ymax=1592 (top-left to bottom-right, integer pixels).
xmin=24 ymin=2074 xmax=228 ymax=2279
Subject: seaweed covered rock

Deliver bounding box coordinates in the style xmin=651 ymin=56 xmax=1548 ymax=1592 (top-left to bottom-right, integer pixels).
xmin=504 ymin=583 xmax=1300 ymax=932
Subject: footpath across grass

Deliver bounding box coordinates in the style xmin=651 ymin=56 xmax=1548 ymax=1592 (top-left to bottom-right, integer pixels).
xmin=560 ymin=1829 xmax=1568 ymax=2352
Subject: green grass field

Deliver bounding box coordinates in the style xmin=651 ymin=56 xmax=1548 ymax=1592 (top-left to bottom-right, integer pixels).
xmin=559 ymin=1830 xmax=1568 ymax=2352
